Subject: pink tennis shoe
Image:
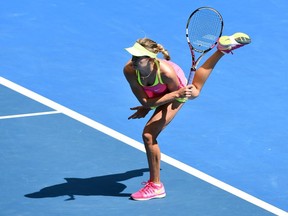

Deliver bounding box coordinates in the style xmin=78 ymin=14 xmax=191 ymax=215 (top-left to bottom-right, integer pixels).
xmin=131 ymin=181 xmax=166 ymax=201
xmin=217 ymin=32 xmax=251 ymax=54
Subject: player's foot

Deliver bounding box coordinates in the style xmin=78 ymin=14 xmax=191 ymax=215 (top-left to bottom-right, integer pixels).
xmin=217 ymin=32 xmax=251 ymax=54
xmin=130 ymin=181 xmax=166 ymax=201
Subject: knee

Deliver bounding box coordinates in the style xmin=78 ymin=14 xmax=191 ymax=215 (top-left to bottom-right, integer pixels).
xmin=142 ymin=132 xmax=155 ymax=146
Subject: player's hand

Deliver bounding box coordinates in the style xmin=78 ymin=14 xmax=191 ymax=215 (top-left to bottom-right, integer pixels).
xmin=128 ymin=106 xmax=151 ymax=120
xmin=178 ymin=84 xmax=200 ymax=100
xmin=178 ymin=84 xmax=194 ymax=98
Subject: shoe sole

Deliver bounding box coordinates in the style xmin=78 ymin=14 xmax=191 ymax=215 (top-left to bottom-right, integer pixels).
xmin=219 ymin=33 xmax=251 ymax=46
xmin=131 ymin=193 xmax=166 ymax=201
xmin=234 ymin=32 xmax=251 ymax=44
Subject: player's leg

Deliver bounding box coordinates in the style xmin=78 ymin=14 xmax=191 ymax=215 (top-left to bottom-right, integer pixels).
xmin=130 ymin=101 xmax=183 ymax=200
xmin=193 ymin=32 xmax=251 ymax=94
xmin=192 ymin=50 xmax=224 ymax=94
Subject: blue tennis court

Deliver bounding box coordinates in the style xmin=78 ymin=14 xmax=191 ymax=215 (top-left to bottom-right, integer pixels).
xmin=0 ymin=1 xmax=287 ymax=215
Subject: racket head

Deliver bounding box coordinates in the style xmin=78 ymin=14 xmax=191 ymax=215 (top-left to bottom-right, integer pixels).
xmin=186 ymin=7 xmax=224 ymax=53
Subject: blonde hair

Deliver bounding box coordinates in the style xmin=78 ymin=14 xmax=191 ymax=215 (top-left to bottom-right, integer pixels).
xmin=136 ymin=38 xmax=171 ymax=60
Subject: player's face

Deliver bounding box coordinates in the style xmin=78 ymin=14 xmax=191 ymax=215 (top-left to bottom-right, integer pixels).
xmin=131 ymin=56 xmax=150 ymax=69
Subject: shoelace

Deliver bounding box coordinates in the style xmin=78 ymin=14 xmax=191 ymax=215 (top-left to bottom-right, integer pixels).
xmin=139 ymin=181 xmax=157 ymax=195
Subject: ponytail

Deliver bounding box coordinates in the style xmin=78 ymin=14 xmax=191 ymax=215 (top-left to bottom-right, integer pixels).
xmin=157 ymin=43 xmax=171 ymax=61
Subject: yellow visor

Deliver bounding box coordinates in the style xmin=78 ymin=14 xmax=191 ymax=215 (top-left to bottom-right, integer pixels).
xmin=125 ymin=42 xmax=157 ymax=58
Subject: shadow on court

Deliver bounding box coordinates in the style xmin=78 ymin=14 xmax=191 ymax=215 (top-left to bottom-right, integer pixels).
xmin=25 ymin=168 xmax=149 ymax=201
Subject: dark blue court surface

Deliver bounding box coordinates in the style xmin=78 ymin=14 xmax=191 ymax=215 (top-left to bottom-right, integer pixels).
xmin=0 ymin=80 xmax=280 ymax=216
xmin=0 ymin=0 xmax=288 ymax=215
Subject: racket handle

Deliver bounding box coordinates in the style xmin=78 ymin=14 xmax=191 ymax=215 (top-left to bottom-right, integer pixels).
xmin=187 ymin=70 xmax=195 ymax=85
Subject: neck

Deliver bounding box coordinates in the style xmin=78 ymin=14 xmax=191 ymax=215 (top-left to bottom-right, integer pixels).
xmin=140 ymin=70 xmax=153 ymax=79
xmin=140 ymin=59 xmax=156 ymax=79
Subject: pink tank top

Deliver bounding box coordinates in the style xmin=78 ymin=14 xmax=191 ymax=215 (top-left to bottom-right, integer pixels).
xmin=136 ymin=60 xmax=187 ymax=98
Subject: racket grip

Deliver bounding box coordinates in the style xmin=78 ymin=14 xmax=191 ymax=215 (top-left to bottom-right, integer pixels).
xmin=187 ymin=70 xmax=195 ymax=85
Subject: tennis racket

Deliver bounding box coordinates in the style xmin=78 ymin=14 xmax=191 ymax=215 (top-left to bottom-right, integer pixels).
xmin=186 ymin=7 xmax=224 ymax=85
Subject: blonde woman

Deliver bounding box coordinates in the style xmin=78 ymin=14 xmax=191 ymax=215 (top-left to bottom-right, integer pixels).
xmin=123 ymin=33 xmax=250 ymax=201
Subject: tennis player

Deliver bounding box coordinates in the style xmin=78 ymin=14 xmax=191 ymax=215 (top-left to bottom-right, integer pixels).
xmin=123 ymin=33 xmax=251 ymax=201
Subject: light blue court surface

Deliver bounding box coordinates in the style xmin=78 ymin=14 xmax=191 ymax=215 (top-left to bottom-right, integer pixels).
xmin=0 ymin=0 xmax=288 ymax=215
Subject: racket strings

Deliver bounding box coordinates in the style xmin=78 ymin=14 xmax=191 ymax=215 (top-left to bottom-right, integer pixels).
xmin=188 ymin=9 xmax=223 ymax=52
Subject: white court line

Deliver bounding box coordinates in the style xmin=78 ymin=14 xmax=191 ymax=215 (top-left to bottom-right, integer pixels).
xmin=0 ymin=111 xmax=61 ymax=120
xmin=0 ymin=76 xmax=287 ymax=216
